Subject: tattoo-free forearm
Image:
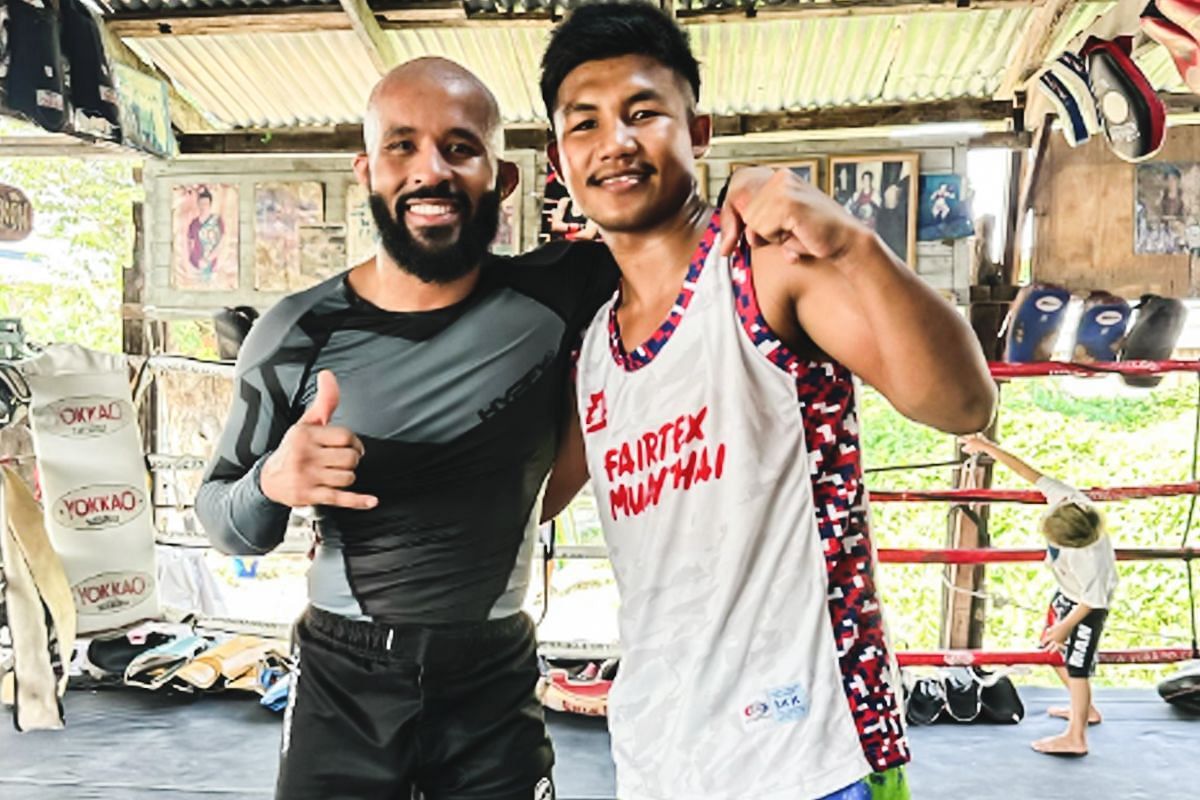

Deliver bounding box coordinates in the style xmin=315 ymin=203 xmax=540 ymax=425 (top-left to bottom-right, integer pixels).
xmin=834 ymin=230 xmax=996 ymax=433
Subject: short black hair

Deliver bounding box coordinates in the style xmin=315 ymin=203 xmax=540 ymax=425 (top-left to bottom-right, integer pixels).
xmin=540 ymin=1 xmax=701 ymax=121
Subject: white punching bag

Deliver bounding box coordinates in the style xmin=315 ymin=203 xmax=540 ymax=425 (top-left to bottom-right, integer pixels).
xmin=22 ymin=344 xmax=159 ymax=634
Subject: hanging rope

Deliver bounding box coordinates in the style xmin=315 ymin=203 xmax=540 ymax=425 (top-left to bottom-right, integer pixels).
xmin=864 ymin=459 xmax=962 ymax=475
xmin=1182 ymin=374 xmax=1200 ymax=659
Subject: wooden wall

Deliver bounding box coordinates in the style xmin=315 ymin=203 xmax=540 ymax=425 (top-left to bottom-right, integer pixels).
xmin=142 ymin=133 xmax=973 ymax=315
xmin=1032 ymin=128 xmax=1200 ymax=297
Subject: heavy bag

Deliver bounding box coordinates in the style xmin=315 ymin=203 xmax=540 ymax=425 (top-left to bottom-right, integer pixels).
xmin=1120 ymin=294 xmax=1186 ymax=387
xmin=59 ymin=0 xmax=121 ymax=141
xmin=6 ymin=0 xmax=68 ymax=132
xmin=1004 ymin=283 xmax=1071 ymax=363
xmin=1071 ymin=291 xmax=1131 ymax=363
xmin=21 ymin=344 xmax=159 ymax=634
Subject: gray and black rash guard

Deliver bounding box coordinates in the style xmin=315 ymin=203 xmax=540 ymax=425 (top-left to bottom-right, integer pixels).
xmin=195 ymin=242 xmax=617 ymax=625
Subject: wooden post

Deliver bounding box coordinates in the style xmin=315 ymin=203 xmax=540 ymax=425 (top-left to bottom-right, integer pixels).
xmin=123 ymin=197 xmax=162 ymax=486
xmin=941 ymin=130 xmax=1039 ymax=648
xmin=941 ymin=418 xmax=998 ymax=649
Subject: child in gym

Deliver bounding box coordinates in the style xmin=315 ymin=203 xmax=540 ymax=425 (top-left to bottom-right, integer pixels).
xmin=961 ymin=434 xmax=1119 ymax=757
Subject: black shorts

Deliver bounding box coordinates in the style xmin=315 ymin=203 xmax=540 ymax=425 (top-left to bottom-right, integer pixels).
xmin=276 ymin=606 xmax=554 ymax=800
xmin=1046 ymin=591 xmax=1108 ymax=678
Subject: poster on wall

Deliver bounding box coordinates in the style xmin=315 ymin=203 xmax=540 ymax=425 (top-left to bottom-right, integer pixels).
xmin=829 ymin=153 xmax=919 ymax=264
xmin=1134 ymin=162 xmax=1200 ymax=254
xmin=254 ymin=182 xmax=324 ymax=291
xmin=171 ymin=184 xmax=238 ymax=291
xmin=112 ymin=63 xmax=177 ymax=158
xmin=298 ymin=224 xmax=348 ymax=287
xmin=731 ymin=159 xmax=818 ymax=188
xmin=917 ymin=174 xmax=974 ymax=241
xmin=345 ymin=182 xmax=377 ymax=267
xmin=539 ymin=169 xmax=599 ymax=243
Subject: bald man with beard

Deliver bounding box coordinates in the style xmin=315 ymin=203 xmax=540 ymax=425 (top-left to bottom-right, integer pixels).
xmin=198 ymin=57 xmax=806 ymax=799
xmin=197 ymin=58 xmax=617 ymax=799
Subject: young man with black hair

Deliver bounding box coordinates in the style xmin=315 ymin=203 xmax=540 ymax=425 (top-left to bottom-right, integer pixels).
xmin=539 ymin=4 xmax=996 ymax=798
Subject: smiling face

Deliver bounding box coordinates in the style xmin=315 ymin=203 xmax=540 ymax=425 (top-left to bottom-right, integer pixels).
xmin=354 ymin=59 xmax=516 ymax=283
xmin=549 ymin=54 xmax=709 ymax=235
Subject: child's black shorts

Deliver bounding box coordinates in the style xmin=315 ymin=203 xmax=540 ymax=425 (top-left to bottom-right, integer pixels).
xmin=1045 ymin=591 xmax=1109 ymax=678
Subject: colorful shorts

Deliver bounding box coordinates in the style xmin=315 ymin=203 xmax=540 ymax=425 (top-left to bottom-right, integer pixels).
xmin=821 ymin=766 xmax=910 ymax=800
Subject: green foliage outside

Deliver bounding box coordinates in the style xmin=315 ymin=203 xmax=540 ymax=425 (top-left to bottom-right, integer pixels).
xmin=862 ymin=377 xmax=1199 ymax=687
xmin=558 ymin=377 xmax=1200 ymax=687
xmin=0 ymin=157 xmax=142 ymax=353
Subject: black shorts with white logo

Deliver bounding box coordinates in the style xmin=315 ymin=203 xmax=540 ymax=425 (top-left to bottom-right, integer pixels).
xmin=1046 ymin=591 xmax=1109 ymax=679
xmin=276 ymin=606 xmax=555 ymax=800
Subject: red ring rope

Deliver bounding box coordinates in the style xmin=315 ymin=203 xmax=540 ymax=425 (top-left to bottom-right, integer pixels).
xmin=871 ymin=482 xmax=1200 ymax=504
xmin=877 ymin=547 xmax=1200 ymax=564
xmin=989 ymin=360 xmax=1200 ymax=378
xmin=897 ymin=648 xmax=1195 ymax=667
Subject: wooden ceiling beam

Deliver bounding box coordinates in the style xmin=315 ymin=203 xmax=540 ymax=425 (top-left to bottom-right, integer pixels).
xmin=338 ymin=0 xmax=402 ymax=74
xmin=993 ymin=0 xmax=1081 ymax=101
xmin=177 ymin=98 xmax=1019 ymax=154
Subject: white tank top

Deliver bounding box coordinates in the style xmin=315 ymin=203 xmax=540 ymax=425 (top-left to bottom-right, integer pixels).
xmin=573 ymin=213 xmax=909 ymax=800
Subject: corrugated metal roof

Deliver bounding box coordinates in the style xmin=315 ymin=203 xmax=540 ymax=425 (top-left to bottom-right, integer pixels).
xmin=134 ymin=10 xmax=1064 ymax=129
xmin=123 ymin=2 xmax=1197 ymax=132
xmin=130 ymin=31 xmax=379 ymax=127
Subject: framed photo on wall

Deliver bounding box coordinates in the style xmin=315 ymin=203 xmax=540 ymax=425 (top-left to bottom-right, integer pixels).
xmin=731 ymin=158 xmax=821 ymax=187
xmin=171 ymin=183 xmax=239 ymax=291
xmin=828 ymin=153 xmax=919 ymax=264
xmin=254 ymin=181 xmax=324 ymax=291
xmin=1134 ymin=162 xmax=1200 ymax=254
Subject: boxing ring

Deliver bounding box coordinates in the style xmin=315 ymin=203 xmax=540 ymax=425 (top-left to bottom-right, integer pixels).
xmin=2 ymin=358 xmax=1199 ymax=799
xmin=864 ymin=358 xmax=1200 ymax=676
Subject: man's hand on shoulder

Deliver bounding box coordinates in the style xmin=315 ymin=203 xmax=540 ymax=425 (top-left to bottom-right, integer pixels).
xmin=720 ymin=167 xmax=870 ymax=264
xmin=260 ymin=370 xmax=378 ymax=510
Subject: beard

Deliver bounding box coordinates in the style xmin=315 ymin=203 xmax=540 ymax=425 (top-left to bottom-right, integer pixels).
xmin=369 ymin=184 xmax=501 ymax=285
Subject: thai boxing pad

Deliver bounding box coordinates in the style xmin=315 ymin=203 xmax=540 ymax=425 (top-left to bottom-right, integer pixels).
xmin=1082 ymin=36 xmax=1167 ymax=163
xmin=1004 ymin=283 xmax=1071 ymax=363
xmin=1142 ymin=0 xmax=1200 ymax=96
xmin=1071 ymin=291 xmax=1132 ymax=363
xmin=213 ymin=305 xmax=259 ymax=361
xmin=1120 ymin=294 xmax=1187 ymax=386
xmin=59 ymin=0 xmax=121 ymax=141
xmin=1037 ymin=52 xmax=1101 ymax=147
xmin=1157 ymin=661 xmax=1200 ymax=714
xmin=6 ymin=0 xmax=68 ymax=132
xmin=537 ymin=667 xmax=611 ymax=717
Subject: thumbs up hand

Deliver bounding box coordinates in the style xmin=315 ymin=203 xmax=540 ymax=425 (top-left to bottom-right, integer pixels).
xmin=260 ymin=370 xmax=378 ymax=510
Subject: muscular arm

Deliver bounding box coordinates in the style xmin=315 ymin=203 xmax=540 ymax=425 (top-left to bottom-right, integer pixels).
xmin=725 ymin=168 xmax=995 ymax=434
xmin=194 ymin=307 xmax=307 ymax=555
xmin=753 ymin=231 xmax=996 ymax=434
